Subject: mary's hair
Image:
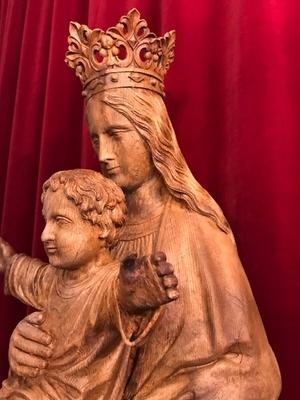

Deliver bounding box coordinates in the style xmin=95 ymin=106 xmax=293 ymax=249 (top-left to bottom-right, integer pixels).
xmin=98 ymin=89 xmax=231 ymax=236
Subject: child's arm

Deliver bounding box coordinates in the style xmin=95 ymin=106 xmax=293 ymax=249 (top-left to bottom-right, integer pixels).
xmin=0 ymin=237 xmax=55 ymax=309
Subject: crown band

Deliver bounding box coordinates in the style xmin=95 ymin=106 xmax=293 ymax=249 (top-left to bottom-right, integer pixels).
xmin=65 ymin=8 xmax=175 ymax=99
xmin=83 ymin=68 xmax=165 ymax=99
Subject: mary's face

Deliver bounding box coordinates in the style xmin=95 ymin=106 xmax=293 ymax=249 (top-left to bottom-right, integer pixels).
xmin=86 ymin=96 xmax=155 ymax=192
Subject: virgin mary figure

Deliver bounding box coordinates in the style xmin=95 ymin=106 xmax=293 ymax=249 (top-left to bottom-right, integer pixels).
xmin=7 ymin=9 xmax=281 ymax=400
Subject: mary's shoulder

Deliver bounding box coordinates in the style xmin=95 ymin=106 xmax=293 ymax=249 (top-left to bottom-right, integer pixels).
xmin=168 ymin=198 xmax=236 ymax=247
xmin=163 ymin=200 xmax=247 ymax=298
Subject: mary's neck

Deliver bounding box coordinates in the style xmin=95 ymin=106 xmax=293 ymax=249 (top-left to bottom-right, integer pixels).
xmin=124 ymin=174 xmax=169 ymax=221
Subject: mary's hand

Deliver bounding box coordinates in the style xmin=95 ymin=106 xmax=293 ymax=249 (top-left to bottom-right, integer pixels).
xmin=9 ymin=312 xmax=53 ymax=378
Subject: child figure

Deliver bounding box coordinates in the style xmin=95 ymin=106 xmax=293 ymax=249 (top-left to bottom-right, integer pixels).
xmin=0 ymin=169 xmax=179 ymax=400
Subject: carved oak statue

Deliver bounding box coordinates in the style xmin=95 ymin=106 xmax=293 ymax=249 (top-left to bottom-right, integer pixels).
xmin=3 ymin=9 xmax=281 ymax=400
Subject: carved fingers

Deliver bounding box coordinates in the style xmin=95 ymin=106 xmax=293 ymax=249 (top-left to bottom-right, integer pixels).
xmin=8 ymin=312 xmax=53 ymax=378
xmin=9 ymin=349 xmax=47 ymax=377
xmin=18 ymin=317 xmax=52 ymax=346
xmin=151 ymin=252 xmax=179 ymax=302
xmin=25 ymin=310 xmax=47 ymax=326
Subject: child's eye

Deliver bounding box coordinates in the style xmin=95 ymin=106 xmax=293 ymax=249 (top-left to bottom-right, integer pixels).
xmin=55 ymin=216 xmax=70 ymax=225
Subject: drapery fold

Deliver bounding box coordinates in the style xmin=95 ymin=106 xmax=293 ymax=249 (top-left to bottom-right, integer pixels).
xmin=1 ymin=1 xmax=299 ymax=398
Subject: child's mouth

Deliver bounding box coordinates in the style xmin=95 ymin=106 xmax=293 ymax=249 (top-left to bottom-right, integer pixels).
xmin=45 ymin=246 xmax=57 ymax=255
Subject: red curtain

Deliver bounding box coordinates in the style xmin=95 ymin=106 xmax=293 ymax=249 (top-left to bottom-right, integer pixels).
xmin=0 ymin=1 xmax=299 ymax=398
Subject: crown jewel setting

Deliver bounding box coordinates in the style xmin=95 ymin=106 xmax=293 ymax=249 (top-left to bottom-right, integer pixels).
xmin=65 ymin=9 xmax=175 ymax=99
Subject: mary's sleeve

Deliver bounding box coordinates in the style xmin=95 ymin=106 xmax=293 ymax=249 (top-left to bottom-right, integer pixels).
xmin=179 ymin=211 xmax=282 ymax=398
xmin=5 ymin=253 xmax=56 ymax=309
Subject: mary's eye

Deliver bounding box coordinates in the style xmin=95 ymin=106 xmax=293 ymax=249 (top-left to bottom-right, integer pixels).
xmin=90 ymin=134 xmax=99 ymax=148
xmin=108 ymin=131 xmax=122 ymax=143
xmin=107 ymin=126 xmax=129 ymax=138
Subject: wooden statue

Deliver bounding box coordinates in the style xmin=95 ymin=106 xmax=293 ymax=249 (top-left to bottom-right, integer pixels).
xmin=2 ymin=9 xmax=281 ymax=400
xmin=0 ymin=169 xmax=179 ymax=399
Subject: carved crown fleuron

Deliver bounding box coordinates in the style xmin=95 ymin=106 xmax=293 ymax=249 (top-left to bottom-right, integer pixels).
xmin=65 ymin=8 xmax=175 ymax=99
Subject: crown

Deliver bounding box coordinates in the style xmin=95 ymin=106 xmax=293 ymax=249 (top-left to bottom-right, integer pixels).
xmin=65 ymin=8 xmax=175 ymax=99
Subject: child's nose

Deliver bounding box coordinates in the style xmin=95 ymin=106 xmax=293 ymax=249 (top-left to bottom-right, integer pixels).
xmin=41 ymin=223 xmax=55 ymax=242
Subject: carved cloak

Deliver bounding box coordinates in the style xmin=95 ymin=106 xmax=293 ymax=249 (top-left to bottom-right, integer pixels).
xmin=124 ymin=199 xmax=281 ymax=400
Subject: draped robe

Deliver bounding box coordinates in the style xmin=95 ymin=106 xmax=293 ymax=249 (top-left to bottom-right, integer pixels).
xmin=113 ymin=197 xmax=281 ymax=400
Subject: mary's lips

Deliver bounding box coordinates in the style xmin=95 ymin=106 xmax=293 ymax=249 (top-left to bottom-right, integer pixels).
xmin=106 ymin=166 xmax=120 ymax=173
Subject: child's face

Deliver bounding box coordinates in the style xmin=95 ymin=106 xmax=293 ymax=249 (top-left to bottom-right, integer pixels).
xmin=41 ymin=189 xmax=104 ymax=270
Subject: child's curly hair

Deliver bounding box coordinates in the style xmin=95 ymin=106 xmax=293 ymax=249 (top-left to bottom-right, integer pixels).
xmin=42 ymin=169 xmax=126 ymax=247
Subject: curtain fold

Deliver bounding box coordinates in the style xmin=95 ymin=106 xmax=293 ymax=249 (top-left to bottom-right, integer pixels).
xmin=1 ymin=1 xmax=299 ymax=398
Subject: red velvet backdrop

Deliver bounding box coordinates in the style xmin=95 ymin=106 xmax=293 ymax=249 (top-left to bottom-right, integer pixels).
xmin=0 ymin=1 xmax=299 ymax=398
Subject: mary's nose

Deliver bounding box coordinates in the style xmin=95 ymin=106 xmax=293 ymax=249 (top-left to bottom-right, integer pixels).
xmin=98 ymin=134 xmax=115 ymax=163
xmin=41 ymin=222 xmax=55 ymax=243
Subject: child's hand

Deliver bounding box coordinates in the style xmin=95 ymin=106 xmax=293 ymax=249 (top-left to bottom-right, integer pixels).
xmin=0 ymin=237 xmax=16 ymax=274
xmin=119 ymin=251 xmax=179 ymax=312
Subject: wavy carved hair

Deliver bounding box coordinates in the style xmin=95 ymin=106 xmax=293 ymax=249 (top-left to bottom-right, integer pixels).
xmin=42 ymin=169 xmax=126 ymax=247
xmin=94 ymin=89 xmax=230 ymax=235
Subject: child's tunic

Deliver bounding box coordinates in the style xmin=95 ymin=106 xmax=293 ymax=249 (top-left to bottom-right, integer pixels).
xmin=0 ymin=256 xmax=132 ymax=400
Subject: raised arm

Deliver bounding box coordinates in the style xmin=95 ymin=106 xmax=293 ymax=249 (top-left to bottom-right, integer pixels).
xmin=1 ymin=237 xmax=55 ymax=309
xmin=1 ymin=238 xmax=54 ymax=378
xmin=0 ymin=237 xmax=15 ymax=274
